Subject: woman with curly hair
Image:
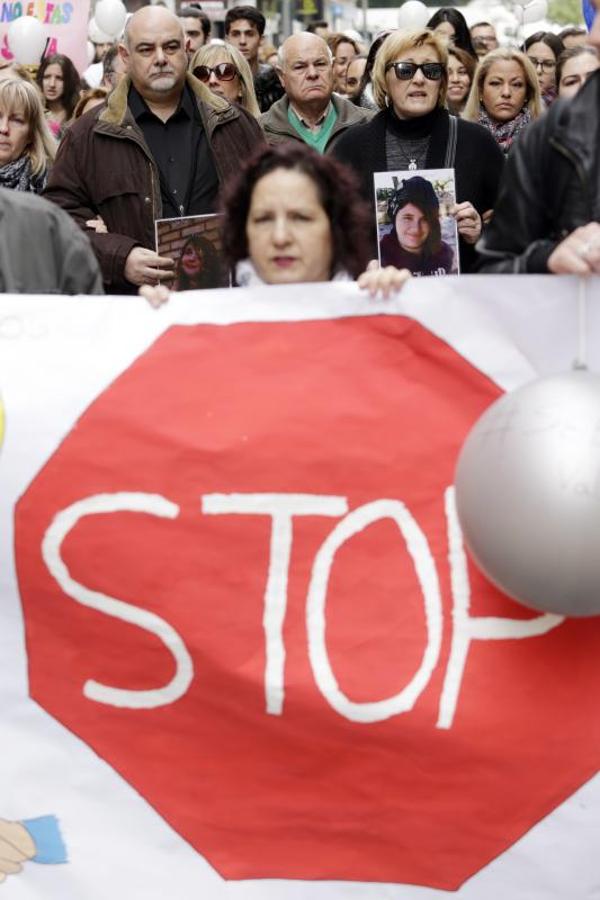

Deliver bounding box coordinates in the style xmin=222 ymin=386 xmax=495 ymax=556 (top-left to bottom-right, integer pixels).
xmin=36 ymin=53 xmax=81 ymax=138
xmin=141 ymin=143 xmax=410 ymax=304
xmin=221 ymin=143 xmax=409 ymax=290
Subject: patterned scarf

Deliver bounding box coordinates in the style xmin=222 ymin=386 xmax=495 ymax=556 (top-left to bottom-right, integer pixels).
xmin=0 ymin=156 xmax=46 ymax=193
xmin=477 ymin=105 xmax=532 ymax=156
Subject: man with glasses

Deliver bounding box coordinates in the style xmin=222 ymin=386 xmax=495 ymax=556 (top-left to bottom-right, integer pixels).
xmin=44 ymin=5 xmax=263 ymax=293
xmin=261 ymin=32 xmax=373 ymax=154
xmin=470 ymin=22 xmax=499 ymax=59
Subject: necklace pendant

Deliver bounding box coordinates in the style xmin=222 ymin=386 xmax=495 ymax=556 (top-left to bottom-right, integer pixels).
xmin=408 ymin=159 xmax=417 ymax=171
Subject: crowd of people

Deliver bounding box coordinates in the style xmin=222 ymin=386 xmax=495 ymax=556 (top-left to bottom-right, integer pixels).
xmin=0 ymin=0 xmax=599 ymax=295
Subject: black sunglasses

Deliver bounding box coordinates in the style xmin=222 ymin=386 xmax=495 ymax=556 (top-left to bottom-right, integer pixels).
xmin=386 ymin=61 xmax=444 ymax=81
xmin=193 ymin=62 xmax=238 ymax=82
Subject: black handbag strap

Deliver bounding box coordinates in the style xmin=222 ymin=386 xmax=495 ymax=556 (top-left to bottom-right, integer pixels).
xmin=444 ymin=114 xmax=458 ymax=168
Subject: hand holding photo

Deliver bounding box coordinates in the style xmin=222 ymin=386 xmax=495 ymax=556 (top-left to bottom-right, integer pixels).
xmin=374 ymin=169 xmax=459 ymax=276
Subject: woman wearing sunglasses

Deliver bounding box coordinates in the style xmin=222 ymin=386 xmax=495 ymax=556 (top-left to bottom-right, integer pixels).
xmin=334 ymin=29 xmax=504 ymax=272
xmin=191 ymin=43 xmax=260 ymax=118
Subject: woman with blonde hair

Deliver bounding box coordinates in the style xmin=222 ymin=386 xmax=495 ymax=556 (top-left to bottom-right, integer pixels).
xmin=0 ymin=78 xmax=56 ymax=193
xmin=190 ymin=42 xmax=260 ymax=118
xmin=334 ymin=28 xmax=504 ymax=272
xmin=463 ymin=47 xmax=541 ymax=156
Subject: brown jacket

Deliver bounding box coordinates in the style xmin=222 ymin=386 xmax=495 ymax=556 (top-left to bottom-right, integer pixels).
xmin=44 ymin=74 xmax=264 ymax=292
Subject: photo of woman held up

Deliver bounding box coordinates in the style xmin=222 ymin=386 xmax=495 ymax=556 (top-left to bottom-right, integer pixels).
xmin=155 ymin=214 xmax=231 ymax=292
xmin=375 ymin=171 xmax=459 ymax=277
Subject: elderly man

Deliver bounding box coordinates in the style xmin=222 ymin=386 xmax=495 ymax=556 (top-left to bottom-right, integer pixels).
xmin=260 ymin=32 xmax=373 ymax=154
xmin=44 ymin=5 xmax=263 ymax=293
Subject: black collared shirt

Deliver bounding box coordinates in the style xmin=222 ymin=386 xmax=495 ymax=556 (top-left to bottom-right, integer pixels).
xmin=129 ymin=83 xmax=219 ymax=219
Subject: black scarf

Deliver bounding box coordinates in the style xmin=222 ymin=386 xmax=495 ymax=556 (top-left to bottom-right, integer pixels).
xmin=0 ymin=156 xmax=46 ymax=193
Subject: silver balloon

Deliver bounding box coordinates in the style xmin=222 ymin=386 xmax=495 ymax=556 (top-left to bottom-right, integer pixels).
xmin=455 ymin=370 xmax=600 ymax=617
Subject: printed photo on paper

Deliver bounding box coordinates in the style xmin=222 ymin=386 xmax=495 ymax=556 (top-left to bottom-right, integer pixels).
xmin=373 ymin=169 xmax=460 ymax=276
xmin=155 ymin=214 xmax=231 ymax=290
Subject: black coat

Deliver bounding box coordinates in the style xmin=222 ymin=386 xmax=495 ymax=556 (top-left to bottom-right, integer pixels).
xmin=333 ymin=106 xmax=504 ymax=272
xmin=476 ymin=71 xmax=600 ymax=273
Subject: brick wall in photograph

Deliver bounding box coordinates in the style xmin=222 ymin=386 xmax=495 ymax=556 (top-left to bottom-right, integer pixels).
xmin=156 ymin=216 xmax=224 ymax=260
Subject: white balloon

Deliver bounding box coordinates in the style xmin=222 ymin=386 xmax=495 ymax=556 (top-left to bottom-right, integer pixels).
xmin=524 ymin=0 xmax=548 ymax=22
xmin=455 ymin=370 xmax=600 ymax=618
xmin=88 ymin=16 xmax=113 ymax=45
xmin=398 ymin=0 xmax=430 ymax=30
xmin=517 ymin=0 xmax=548 ymax=24
xmin=7 ymin=15 xmax=46 ymax=65
xmin=94 ymin=0 xmax=127 ymax=39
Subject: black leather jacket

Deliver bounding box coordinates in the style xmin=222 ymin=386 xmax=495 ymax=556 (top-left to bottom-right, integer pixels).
xmin=476 ymin=70 xmax=600 ymax=273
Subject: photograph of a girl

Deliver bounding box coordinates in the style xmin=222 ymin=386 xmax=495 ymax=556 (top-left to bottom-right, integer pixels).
xmin=377 ymin=175 xmax=458 ymax=276
xmin=174 ymin=234 xmax=228 ymax=290
xmin=155 ymin=214 xmax=231 ymax=291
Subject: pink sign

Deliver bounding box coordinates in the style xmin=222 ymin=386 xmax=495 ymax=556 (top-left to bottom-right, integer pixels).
xmin=0 ymin=0 xmax=91 ymax=73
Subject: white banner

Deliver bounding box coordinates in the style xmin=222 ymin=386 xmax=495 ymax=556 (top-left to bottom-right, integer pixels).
xmin=1 ymin=274 xmax=599 ymax=899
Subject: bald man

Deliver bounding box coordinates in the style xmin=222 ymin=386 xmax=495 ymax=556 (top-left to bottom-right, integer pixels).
xmin=260 ymin=31 xmax=373 ymax=154
xmin=44 ymin=6 xmax=263 ymax=293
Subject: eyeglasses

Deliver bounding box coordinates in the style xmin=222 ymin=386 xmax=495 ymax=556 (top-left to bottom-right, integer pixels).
xmin=386 ymin=61 xmax=444 ymax=81
xmin=193 ymin=63 xmax=238 ymax=82
xmin=527 ymin=56 xmax=556 ymax=72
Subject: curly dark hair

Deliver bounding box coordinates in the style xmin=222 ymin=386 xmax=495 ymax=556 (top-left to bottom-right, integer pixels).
xmin=221 ymin=143 xmax=372 ymax=281
xmin=426 ymin=8 xmax=477 ymax=60
xmin=175 ymin=233 xmax=226 ymax=290
xmin=36 ymin=53 xmax=81 ymax=120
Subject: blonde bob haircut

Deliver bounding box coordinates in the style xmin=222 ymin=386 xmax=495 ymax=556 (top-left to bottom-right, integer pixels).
xmin=190 ymin=43 xmax=260 ymax=119
xmin=0 ymin=78 xmax=56 ymax=175
xmin=463 ymin=47 xmax=542 ymax=122
xmin=371 ymin=29 xmax=449 ymax=111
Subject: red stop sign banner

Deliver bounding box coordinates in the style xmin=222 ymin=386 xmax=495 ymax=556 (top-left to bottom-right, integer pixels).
xmin=14 ymin=315 xmax=600 ymax=890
